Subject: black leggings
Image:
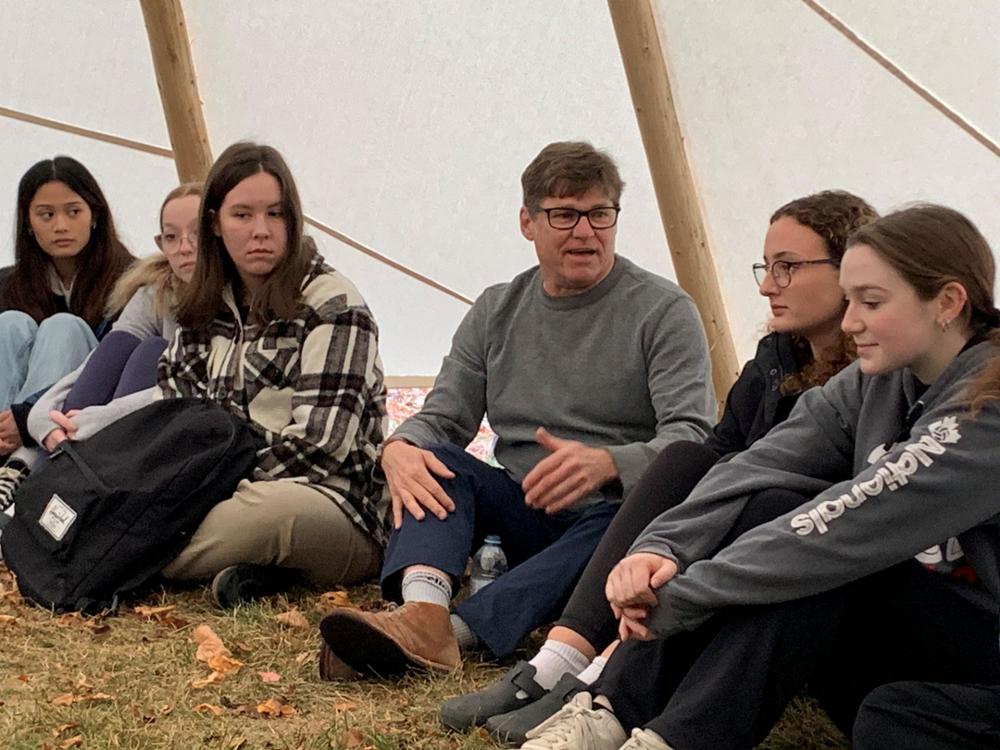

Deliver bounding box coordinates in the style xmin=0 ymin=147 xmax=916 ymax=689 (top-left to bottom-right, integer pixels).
xmin=553 ymin=440 xmax=721 ymax=650
xmin=553 ymin=440 xmax=798 ymax=652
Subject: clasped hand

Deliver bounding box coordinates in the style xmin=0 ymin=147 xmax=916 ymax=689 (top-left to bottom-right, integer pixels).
xmin=605 ymin=552 xmax=678 ymax=641
xmin=43 ymin=410 xmax=81 ymax=452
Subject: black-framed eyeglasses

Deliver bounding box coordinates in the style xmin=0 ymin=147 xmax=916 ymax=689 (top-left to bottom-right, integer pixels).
xmin=542 ymin=205 xmax=621 ymax=230
xmin=752 ymin=258 xmax=839 ymax=288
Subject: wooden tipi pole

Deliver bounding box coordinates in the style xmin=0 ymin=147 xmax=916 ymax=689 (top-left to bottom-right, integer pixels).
xmin=608 ymin=0 xmax=739 ymax=401
xmin=140 ymin=0 xmax=213 ymax=182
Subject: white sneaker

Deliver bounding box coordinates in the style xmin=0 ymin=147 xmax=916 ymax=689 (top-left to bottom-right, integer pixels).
xmin=520 ymin=692 xmax=627 ymax=750
xmin=620 ymin=727 xmax=674 ymax=750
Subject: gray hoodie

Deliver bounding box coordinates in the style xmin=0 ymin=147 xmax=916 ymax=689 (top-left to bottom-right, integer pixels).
xmin=631 ymin=339 xmax=1000 ymax=638
xmin=27 ymin=285 xmax=178 ymax=445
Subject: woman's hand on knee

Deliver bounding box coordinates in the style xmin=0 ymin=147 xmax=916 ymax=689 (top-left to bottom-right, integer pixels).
xmin=381 ymin=440 xmax=457 ymax=529
xmin=49 ymin=410 xmax=79 ymax=440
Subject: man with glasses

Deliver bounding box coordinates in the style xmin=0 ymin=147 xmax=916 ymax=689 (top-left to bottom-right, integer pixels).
xmin=319 ymin=141 xmax=715 ymax=680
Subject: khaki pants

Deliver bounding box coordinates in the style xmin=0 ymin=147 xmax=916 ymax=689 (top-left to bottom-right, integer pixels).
xmin=162 ymin=479 xmax=381 ymax=587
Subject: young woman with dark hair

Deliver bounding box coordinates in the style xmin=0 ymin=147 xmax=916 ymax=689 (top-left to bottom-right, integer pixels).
xmin=442 ymin=190 xmax=877 ymax=743
xmin=155 ymin=142 xmax=388 ymax=610
xmin=0 ymin=156 xmax=133 ymax=455
xmin=0 ymin=184 xmax=205 ymax=518
xmin=518 ymin=204 xmax=1000 ymax=750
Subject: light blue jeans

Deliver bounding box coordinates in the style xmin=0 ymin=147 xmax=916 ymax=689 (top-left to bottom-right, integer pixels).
xmin=0 ymin=311 xmax=98 ymax=410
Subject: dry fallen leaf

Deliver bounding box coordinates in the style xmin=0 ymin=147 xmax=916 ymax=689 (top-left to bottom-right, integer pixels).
xmin=0 ymin=614 xmax=17 ymax=626
xmin=294 ymin=651 xmax=314 ymax=666
xmin=193 ymin=703 xmax=225 ymax=716
xmin=274 ymin=609 xmax=309 ymax=629
xmin=316 ymin=590 xmax=354 ymax=612
xmin=50 ymin=723 xmax=78 ymax=737
xmin=207 ymin=654 xmax=243 ymax=677
xmin=190 ymin=671 xmax=225 ymax=689
xmin=192 ymin=625 xmax=231 ymax=661
xmin=332 ymin=699 xmax=358 ymax=712
xmin=256 ymin=697 xmax=296 ymax=718
xmin=341 ymin=729 xmax=365 ymax=748
xmin=52 ymin=692 xmax=113 ymax=706
xmin=17 ymin=674 xmax=30 ymax=683
xmin=134 ymin=604 xmax=176 ymax=618
xmin=258 ymin=671 xmax=281 ymax=683
xmin=59 ymin=738 xmax=83 ymax=750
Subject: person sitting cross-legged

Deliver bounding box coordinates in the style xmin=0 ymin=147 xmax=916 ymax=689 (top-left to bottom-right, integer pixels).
xmin=317 ymin=140 xmax=716 ymax=679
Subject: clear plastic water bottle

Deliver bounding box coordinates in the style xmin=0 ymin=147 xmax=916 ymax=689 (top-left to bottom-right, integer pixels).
xmin=469 ymin=535 xmax=508 ymax=595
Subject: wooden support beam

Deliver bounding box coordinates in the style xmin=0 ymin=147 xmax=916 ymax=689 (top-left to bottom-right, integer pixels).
xmin=608 ymin=0 xmax=740 ymax=402
xmin=140 ymin=0 xmax=213 ymax=183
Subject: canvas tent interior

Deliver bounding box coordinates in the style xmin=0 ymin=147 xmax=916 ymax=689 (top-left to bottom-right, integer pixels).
xmin=2 ymin=0 xmax=998 ymax=389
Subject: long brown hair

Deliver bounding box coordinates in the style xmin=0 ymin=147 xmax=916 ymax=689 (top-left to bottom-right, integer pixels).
xmin=769 ymin=190 xmax=879 ymax=391
xmin=4 ymin=156 xmax=134 ymax=327
xmin=846 ymin=204 xmax=999 ymax=409
xmin=106 ymin=182 xmax=203 ymax=316
xmin=176 ymin=143 xmax=313 ymax=327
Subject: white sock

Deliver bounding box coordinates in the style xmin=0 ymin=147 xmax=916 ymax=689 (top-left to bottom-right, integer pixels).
xmin=527 ymin=640 xmax=591 ymax=691
xmin=400 ymin=570 xmax=451 ymax=608
xmin=575 ymin=655 xmax=607 ymax=685
xmin=449 ymin=614 xmax=479 ymax=650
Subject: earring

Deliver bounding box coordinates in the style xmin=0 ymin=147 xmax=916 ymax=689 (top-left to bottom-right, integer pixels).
xmin=91 ymin=222 xmax=97 ymax=229
xmin=938 ymin=318 xmax=951 ymax=332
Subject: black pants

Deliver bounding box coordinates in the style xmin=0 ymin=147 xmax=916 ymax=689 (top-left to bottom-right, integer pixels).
xmin=553 ymin=440 xmax=721 ymax=650
xmin=853 ymin=680 xmax=1000 ymax=750
xmin=596 ymin=562 xmax=1000 ymax=750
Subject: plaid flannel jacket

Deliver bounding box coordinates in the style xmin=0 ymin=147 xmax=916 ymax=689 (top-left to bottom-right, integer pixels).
xmin=157 ymin=256 xmax=390 ymax=545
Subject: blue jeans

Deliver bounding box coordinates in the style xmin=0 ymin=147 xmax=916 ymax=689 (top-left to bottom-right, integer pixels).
xmin=0 ymin=311 xmax=97 ymax=410
xmin=380 ymin=442 xmax=619 ymax=657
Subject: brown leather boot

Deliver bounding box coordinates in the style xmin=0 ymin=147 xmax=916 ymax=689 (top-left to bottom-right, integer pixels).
xmin=318 ymin=642 xmax=362 ymax=681
xmin=319 ymin=601 xmax=461 ymax=677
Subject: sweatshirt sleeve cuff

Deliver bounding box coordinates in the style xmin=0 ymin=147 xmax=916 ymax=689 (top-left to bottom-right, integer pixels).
xmin=10 ymin=402 xmax=37 ymax=448
xmin=604 ymin=443 xmax=655 ymax=494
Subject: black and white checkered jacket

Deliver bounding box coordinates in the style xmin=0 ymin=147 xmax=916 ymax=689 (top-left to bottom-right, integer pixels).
xmin=157 ymin=256 xmax=390 ymax=545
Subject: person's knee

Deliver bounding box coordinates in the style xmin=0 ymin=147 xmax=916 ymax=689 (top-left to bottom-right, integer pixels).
xmin=35 ymin=313 xmax=93 ymax=347
xmin=852 ymin=682 xmax=913 ymax=748
xmin=0 ymin=310 xmax=38 ymax=351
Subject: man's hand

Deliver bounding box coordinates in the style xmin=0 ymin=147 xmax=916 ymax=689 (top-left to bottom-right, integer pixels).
xmin=606 ymin=552 xmax=677 ymax=612
xmin=522 ymin=427 xmax=617 ymax=513
xmin=381 ymin=440 xmax=456 ymax=529
xmin=0 ymin=410 xmax=22 ymax=454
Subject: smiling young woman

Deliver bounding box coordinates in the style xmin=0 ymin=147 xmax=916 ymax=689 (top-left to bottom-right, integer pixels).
xmin=520 ymin=204 xmax=1000 ymax=750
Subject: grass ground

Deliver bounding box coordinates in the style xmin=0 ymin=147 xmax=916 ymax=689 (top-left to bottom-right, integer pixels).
xmin=0 ymin=563 xmax=846 ymax=750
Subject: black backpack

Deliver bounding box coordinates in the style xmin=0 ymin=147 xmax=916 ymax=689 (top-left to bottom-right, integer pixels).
xmin=3 ymin=397 xmax=259 ymax=613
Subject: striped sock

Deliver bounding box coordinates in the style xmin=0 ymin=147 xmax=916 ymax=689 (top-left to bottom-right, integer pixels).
xmin=400 ymin=570 xmax=451 ymax=608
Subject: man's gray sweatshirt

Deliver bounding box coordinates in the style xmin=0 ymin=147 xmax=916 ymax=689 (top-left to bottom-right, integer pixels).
xmin=392 ymin=256 xmax=716 ymax=499
xmin=631 ymin=340 xmax=1000 ymax=637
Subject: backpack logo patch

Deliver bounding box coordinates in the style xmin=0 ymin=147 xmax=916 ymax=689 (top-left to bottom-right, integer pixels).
xmin=39 ymin=494 xmax=77 ymax=541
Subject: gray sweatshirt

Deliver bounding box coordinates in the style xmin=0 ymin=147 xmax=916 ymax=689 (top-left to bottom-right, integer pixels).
xmin=392 ymin=256 xmax=716 ymax=500
xmin=631 ymin=340 xmax=1000 ymax=637
xmin=27 ymin=285 xmax=178 ymax=445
